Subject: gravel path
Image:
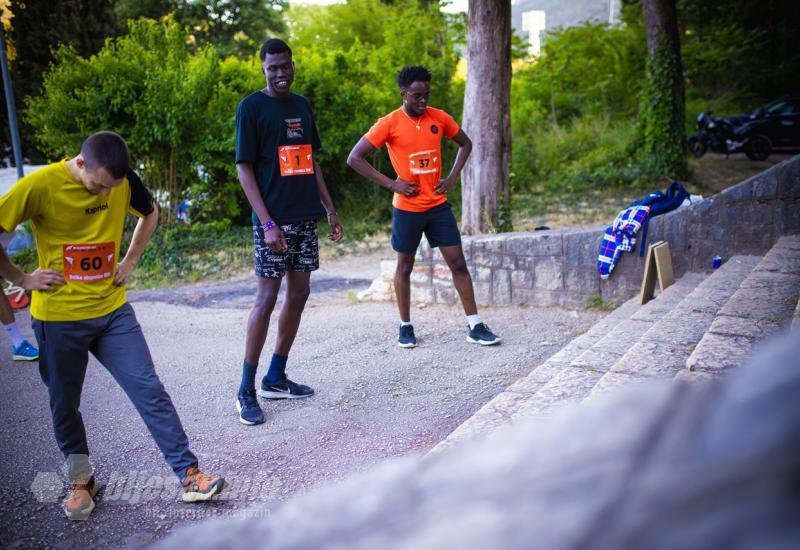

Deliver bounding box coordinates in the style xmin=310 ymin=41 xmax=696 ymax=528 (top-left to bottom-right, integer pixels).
xmin=0 ymin=253 xmax=605 ymax=548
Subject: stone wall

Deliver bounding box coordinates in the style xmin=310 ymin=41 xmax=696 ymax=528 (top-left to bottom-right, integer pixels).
xmin=359 ymin=154 xmax=800 ymax=308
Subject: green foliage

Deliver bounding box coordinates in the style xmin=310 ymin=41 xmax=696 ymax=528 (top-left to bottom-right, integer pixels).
xmin=26 ymin=17 xmax=259 ymax=223
xmin=114 ymin=0 xmax=287 ymax=58
xmin=510 ymin=17 xmax=646 ymax=192
xmin=286 ymin=0 xmax=462 ymax=229
xmin=130 ymin=221 xmax=252 ymax=287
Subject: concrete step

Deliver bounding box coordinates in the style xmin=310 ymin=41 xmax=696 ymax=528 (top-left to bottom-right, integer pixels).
xmin=587 ymin=256 xmax=762 ymax=399
xmin=509 ymin=273 xmax=706 ymax=420
xmin=430 ymin=295 xmax=642 ymax=453
xmin=685 ymin=235 xmax=800 ymax=377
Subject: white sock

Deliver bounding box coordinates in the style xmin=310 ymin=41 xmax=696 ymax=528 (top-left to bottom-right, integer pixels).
xmin=400 ymin=320 xmax=413 ymax=327
xmin=467 ymin=314 xmax=481 ymax=330
xmin=4 ymin=321 xmax=25 ymax=347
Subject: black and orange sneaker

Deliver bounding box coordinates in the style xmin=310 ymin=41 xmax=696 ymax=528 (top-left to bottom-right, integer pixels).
xmin=181 ymin=467 xmax=226 ymax=502
xmin=63 ymin=476 xmax=99 ymax=520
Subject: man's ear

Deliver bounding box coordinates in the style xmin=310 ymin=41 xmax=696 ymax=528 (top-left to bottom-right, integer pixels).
xmin=75 ymin=156 xmax=85 ymax=169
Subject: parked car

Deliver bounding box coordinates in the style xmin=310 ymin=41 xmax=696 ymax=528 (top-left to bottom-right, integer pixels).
xmin=688 ymin=96 xmax=800 ymax=161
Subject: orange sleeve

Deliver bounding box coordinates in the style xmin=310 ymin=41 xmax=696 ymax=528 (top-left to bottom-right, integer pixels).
xmin=442 ymin=111 xmax=460 ymax=138
xmin=365 ymin=115 xmax=391 ymax=149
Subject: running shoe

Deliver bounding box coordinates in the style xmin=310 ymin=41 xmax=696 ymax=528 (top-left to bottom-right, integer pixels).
xmin=467 ymin=323 xmax=501 ymax=346
xmin=236 ymin=389 xmax=265 ymax=425
xmin=12 ymin=339 xmax=38 ymax=361
xmin=397 ymin=324 xmax=417 ymax=348
xmin=63 ymin=476 xmax=99 ymax=520
xmin=258 ymin=377 xmax=314 ymax=399
xmin=181 ymin=467 xmax=226 ymax=502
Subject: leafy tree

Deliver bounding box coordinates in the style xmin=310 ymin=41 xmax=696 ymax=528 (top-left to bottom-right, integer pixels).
xmin=114 ymin=0 xmax=287 ymax=58
xmin=26 ymin=17 xmax=257 ymax=223
xmin=2 ymin=0 xmax=121 ymax=162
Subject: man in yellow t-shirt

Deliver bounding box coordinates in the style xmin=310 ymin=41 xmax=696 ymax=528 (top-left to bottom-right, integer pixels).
xmin=347 ymin=65 xmax=501 ymax=348
xmin=0 ymin=131 xmax=225 ymax=520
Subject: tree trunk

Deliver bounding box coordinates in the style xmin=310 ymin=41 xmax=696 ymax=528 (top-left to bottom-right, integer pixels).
xmin=639 ymin=0 xmax=686 ymax=179
xmin=461 ymin=0 xmax=511 ymax=235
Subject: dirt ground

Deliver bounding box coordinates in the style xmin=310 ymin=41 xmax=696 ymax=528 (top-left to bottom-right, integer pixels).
xmin=0 ymin=251 xmax=605 ymax=549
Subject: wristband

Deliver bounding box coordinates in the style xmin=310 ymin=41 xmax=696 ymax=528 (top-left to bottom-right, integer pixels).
xmin=263 ymin=220 xmax=276 ymax=232
xmin=327 ymin=211 xmax=337 ymax=217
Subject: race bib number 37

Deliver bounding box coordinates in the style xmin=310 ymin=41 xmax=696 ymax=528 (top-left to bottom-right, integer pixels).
xmin=278 ymin=144 xmax=314 ymax=176
xmin=63 ymin=242 xmax=115 ymax=283
xmin=409 ymin=149 xmax=439 ymax=176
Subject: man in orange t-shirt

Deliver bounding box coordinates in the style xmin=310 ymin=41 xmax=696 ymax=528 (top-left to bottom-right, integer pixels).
xmin=348 ymin=65 xmax=500 ymax=348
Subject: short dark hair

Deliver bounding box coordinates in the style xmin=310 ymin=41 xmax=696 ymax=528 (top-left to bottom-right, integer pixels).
xmin=80 ymin=131 xmax=129 ymax=179
xmin=397 ymin=65 xmax=432 ymax=89
xmin=260 ymin=38 xmax=292 ymax=62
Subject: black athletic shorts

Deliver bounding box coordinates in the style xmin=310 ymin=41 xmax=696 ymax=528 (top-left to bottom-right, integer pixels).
xmin=391 ymin=201 xmax=462 ymax=254
xmin=253 ymin=220 xmax=319 ymax=278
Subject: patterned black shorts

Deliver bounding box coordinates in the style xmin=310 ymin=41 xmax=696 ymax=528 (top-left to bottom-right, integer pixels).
xmin=253 ymin=220 xmax=319 ymax=278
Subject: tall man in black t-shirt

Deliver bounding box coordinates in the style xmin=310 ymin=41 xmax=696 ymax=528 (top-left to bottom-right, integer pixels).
xmin=234 ymin=39 xmax=343 ymax=425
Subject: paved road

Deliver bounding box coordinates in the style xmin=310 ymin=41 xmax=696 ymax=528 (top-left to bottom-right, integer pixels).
xmin=0 ymin=256 xmax=604 ymax=548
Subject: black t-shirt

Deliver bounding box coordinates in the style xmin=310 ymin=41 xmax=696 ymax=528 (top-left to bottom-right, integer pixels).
xmin=235 ymin=91 xmax=325 ymax=225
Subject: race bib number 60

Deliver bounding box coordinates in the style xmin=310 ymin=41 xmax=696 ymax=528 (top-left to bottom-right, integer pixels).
xmin=63 ymin=242 xmax=115 ymax=283
xmin=278 ymin=144 xmax=314 ymax=176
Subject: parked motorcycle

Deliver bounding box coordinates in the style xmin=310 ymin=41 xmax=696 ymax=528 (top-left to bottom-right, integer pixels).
xmin=687 ymin=111 xmax=771 ymax=161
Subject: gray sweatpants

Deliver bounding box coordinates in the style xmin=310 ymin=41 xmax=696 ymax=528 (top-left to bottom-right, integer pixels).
xmin=32 ymin=303 xmax=197 ymax=480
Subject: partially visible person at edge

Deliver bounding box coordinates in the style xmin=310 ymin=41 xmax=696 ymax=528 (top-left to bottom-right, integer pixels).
xmin=1 ymin=285 xmax=38 ymax=361
xmin=234 ymin=38 xmax=343 ymax=426
xmin=0 ymin=131 xmax=226 ymax=521
xmin=347 ymin=65 xmax=500 ymax=349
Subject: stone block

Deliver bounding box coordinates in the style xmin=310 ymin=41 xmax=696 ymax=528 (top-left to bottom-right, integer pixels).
xmin=743 ymin=200 xmax=775 ymax=226
xmin=475 ymin=266 xmax=492 ymax=283
xmin=473 ymin=235 xmax=505 ymax=254
xmin=752 ymin=169 xmax=779 ymax=200
xmin=774 ymin=198 xmax=800 ymax=235
xmin=472 ymin=282 xmax=492 ymax=305
xmin=716 ymin=201 xmax=744 ymax=227
xmin=511 ymin=268 xmax=534 ymax=289
xmin=434 ymin=286 xmax=458 ymax=304
xmin=776 ymin=157 xmax=800 ymax=199
xmin=504 ymin=234 xmax=535 ymax=257
xmin=533 ymin=257 xmax=564 ymax=291
xmin=563 ymin=229 xmax=598 ymax=268
xmin=433 ymin=263 xmax=452 ymax=281
xmin=719 ymin=180 xmax=753 ymax=202
xmin=410 ymin=286 xmax=434 ymax=303
xmin=530 ymin=233 xmax=564 ymax=257
xmin=492 ymin=269 xmax=512 ymax=305
xmin=564 ymin=268 xmax=600 ymax=296
xmin=472 ymin=251 xmax=504 ymax=268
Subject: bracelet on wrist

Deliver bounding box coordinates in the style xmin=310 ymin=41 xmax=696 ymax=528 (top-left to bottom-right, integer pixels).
xmin=262 ymin=220 xmax=276 ymax=232
xmin=327 ymin=212 xmax=337 ymax=217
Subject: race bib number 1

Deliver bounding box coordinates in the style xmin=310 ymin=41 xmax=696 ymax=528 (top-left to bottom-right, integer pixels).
xmin=63 ymin=242 xmax=115 ymax=283
xmin=278 ymin=144 xmax=314 ymax=176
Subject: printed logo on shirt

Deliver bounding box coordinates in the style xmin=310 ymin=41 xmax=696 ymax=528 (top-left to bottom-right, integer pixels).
xmin=85 ymin=203 xmax=109 ymax=215
xmin=430 ymin=125 xmax=439 ymax=134
xmin=285 ymin=118 xmax=305 ymax=139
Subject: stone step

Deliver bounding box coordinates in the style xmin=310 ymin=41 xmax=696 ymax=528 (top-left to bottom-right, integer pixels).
xmin=430 ymin=295 xmax=642 ymax=453
xmin=686 ymin=235 xmax=800 ymax=376
xmin=587 ymin=256 xmax=762 ymax=399
xmin=509 ymin=273 xmax=706 ymax=420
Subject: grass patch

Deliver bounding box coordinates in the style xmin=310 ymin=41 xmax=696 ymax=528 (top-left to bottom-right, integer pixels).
xmin=585 ymin=295 xmax=619 ymax=312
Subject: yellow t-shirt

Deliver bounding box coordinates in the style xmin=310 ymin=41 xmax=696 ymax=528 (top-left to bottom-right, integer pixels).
xmin=0 ymin=160 xmax=154 ymax=321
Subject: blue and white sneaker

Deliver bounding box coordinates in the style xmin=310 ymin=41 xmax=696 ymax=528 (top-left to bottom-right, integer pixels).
xmin=398 ymin=324 xmax=417 ymax=348
xmin=12 ymin=339 xmax=39 ymax=361
xmin=258 ymin=378 xmax=314 ymax=399
xmin=467 ymin=323 xmax=501 ymax=346
xmin=236 ymin=389 xmax=265 ymax=425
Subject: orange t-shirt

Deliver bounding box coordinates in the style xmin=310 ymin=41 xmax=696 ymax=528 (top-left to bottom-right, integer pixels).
xmin=365 ymin=107 xmax=460 ymax=212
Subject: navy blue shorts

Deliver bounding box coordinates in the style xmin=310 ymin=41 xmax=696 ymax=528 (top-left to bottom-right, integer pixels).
xmin=392 ymin=202 xmax=462 ymax=254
